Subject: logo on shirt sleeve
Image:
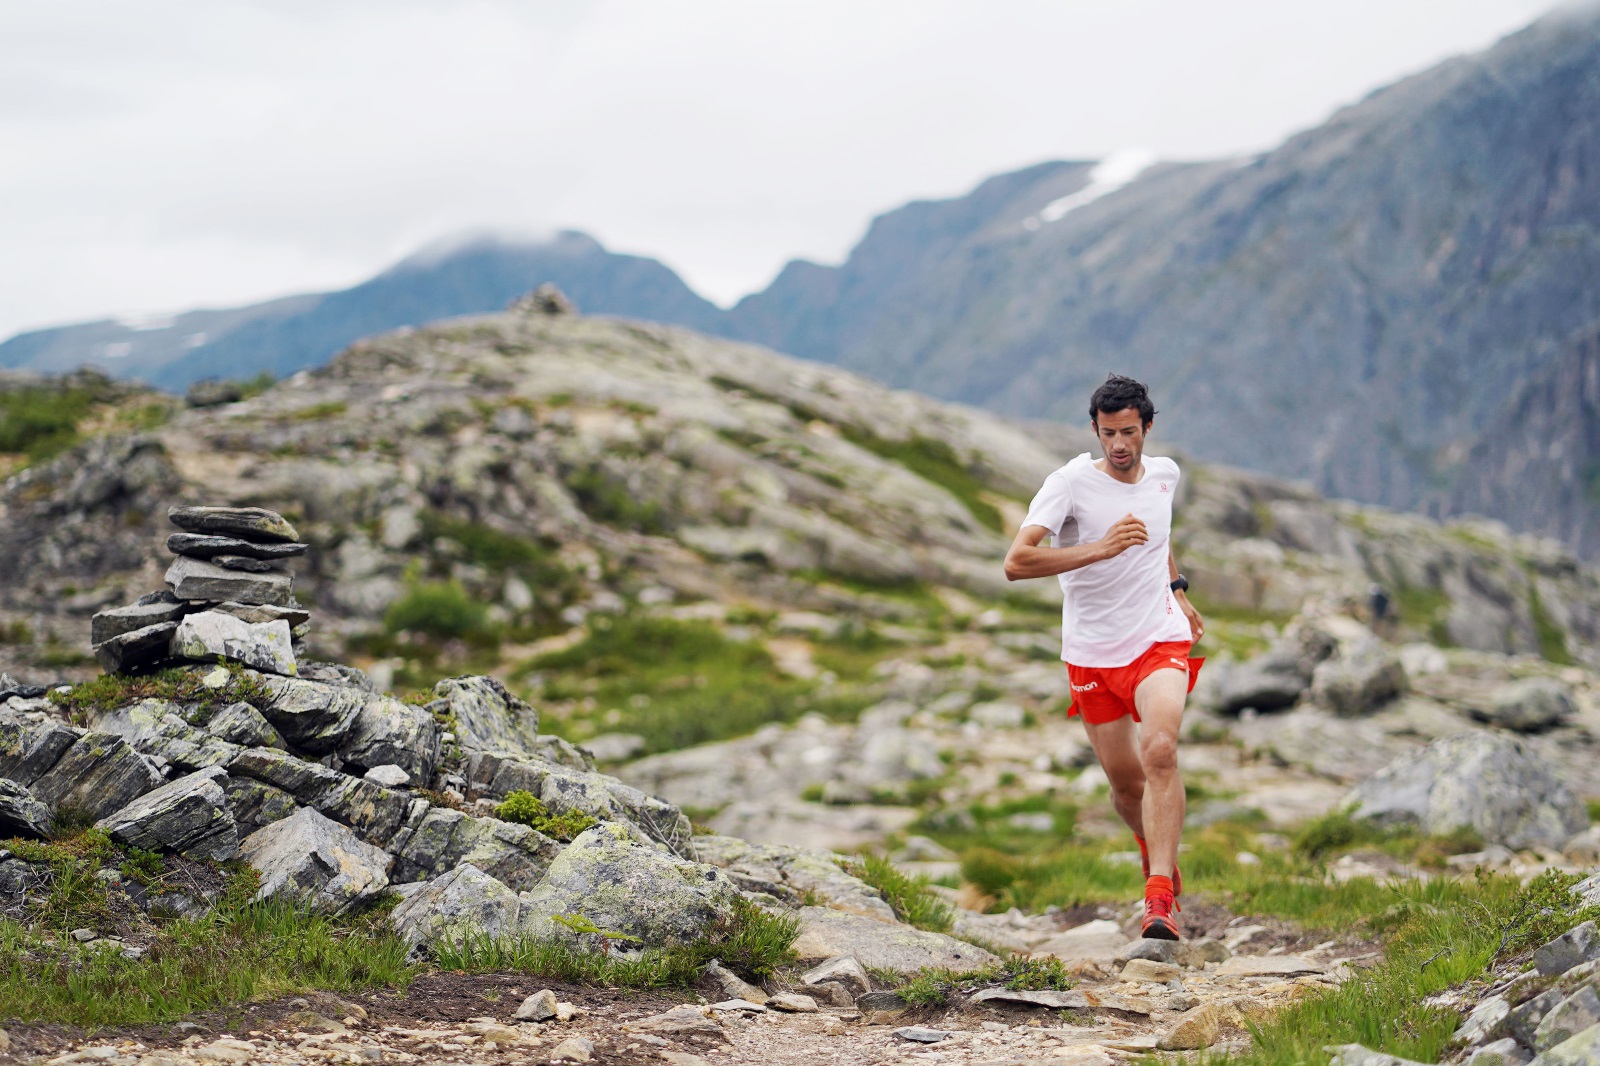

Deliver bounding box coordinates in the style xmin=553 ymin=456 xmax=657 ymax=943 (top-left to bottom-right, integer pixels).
xmin=1159 ymin=482 xmax=1169 ymax=493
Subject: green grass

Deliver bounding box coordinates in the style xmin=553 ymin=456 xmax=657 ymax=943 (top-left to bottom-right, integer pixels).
xmin=289 ymin=401 xmax=348 ymax=421
xmin=841 ymin=427 xmax=1007 ymax=532
xmin=494 ymin=790 xmax=598 ymax=842
xmin=0 ymin=836 xmax=412 ymax=1030
xmin=0 ymin=373 xmax=122 ymax=461
xmin=1208 ymin=870 xmax=1600 ymax=1066
xmin=1527 ymin=574 xmax=1574 ymax=665
xmin=565 ymin=466 xmax=670 ymax=534
xmin=845 ymin=854 xmax=955 ymax=933
xmin=48 ymin=663 xmax=272 ymax=726
xmin=525 ymin=614 xmax=867 ymax=754
xmin=432 ymin=898 xmax=799 ymax=986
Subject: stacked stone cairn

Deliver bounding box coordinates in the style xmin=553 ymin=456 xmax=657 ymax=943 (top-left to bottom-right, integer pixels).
xmin=90 ymin=506 xmax=310 ymax=678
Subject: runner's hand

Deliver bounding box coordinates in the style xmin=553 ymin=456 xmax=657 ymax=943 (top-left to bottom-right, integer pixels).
xmin=1180 ymin=596 xmax=1205 ymax=642
xmin=1099 ymin=514 xmax=1148 ymax=558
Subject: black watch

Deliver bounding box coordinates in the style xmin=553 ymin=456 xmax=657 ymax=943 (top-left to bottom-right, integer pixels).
xmin=1170 ymin=575 xmax=1189 ymax=593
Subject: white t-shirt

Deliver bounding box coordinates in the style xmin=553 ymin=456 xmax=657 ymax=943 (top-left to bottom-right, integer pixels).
xmin=1022 ymin=453 xmax=1191 ymax=667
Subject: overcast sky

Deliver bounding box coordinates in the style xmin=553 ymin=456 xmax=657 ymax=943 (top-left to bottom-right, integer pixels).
xmin=0 ymin=0 xmax=1562 ymax=338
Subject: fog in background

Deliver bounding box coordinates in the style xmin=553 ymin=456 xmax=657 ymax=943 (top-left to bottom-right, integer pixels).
xmin=0 ymin=0 xmax=1560 ymax=337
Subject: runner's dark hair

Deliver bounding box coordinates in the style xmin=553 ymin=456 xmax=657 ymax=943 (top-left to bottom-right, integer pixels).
xmin=1089 ymin=374 xmax=1157 ymax=426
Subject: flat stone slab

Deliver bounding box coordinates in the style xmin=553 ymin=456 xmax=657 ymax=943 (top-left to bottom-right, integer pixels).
xmin=168 ymin=533 xmax=308 ymax=560
xmin=92 ymin=599 xmax=191 ymax=645
xmin=894 ymin=1027 xmax=951 ymax=1043
xmin=93 ymin=621 xmax=179 ymax=674
xmin=968 ymin=987 xmax=1153 ymax=1015
xmin=1216 ymin=954 xmax=1325 ymax=977
xmin=168 ymin=506 xmax=300 ymax=544
xmin=1034 ymin=919 xmax=1132 ymax=963
xmin=166 ymin=557 xmax=292 ymax=606
xmin=212 ymin=555 xmax=290 ymax=573
xmin=209 ymin=602 xmax=312 ymax=628
xmin=791 ymin=906 xmax=1000 ymax=975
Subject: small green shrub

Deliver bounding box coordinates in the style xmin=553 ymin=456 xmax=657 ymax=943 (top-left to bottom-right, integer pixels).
xmin=1495 ymin=868 xmax=1600 ymax=961
xmin=383 ymin=580 xmax=490 ymax=641
xmin=494 ymin=791 xmax=598 ymax=842
xmin=845 ymin=854 xmax=954 ymax=934
xmin=49 ymin=664 xmax=270 ymax=726
xmin=892 ymin=956 xmax=1072 ymax=1008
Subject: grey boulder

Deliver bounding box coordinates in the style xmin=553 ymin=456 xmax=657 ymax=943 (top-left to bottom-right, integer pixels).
xmin=1207 ymin=627 xmax=1335 ymax=715
xmin=170 ymin=611 xmax=297 ymax=676
xmin=96 ymin=766 xmax=239 ymax=862
xmin=1534 ymin=1023 xmax=1600 ymax=1065
xmin=91 ymin=698 xmax=241 ymax=772
xmin=0 ymin=779 xmax=52 ymax=838
xmin=165 ymin=556 xmax=292 ymax=606
xmin=1345 ymin=732 xmax=1587 ymax=849
xmin=1310 ymin=639 xmax=1407 ymax=716
xmin=224 ymin=777 xmax=299 ymax=837
xmin=1537 ymin=922 xmax=1600 ymax=977
xmin=167 ymin=505 xmax=300 ymax=544
xmin=1480 ymin=677 xmax=1577 ymax=733
xmin=518 ymin=822 xmax=741 ymax=947
xmin=1535 ymin=987 xmax=1600 ymax=1052
xmin=390 ymin=863 xmax=522 ymax=949
xmin=1463 ymin=1038 xmax=1529 ymax=1066
xmin=239 ymin=806 xmax=391 ymax=914
xmin=30 ymin=732 xmax=163 ymax=821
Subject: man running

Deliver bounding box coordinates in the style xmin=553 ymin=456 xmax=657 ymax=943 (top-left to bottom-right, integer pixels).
xmin=1003 ymin=374 xmax=1204 ymax=940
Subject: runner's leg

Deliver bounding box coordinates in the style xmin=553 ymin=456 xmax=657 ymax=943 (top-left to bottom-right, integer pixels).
xmin=1081 ymin=714 xmax=1146 ymax=840
xmin=1132 ymin=668 xmax=1188 ymax=878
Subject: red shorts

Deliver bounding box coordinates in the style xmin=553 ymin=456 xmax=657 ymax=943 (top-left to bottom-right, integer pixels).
xmin=1066 ymin=641 xmax=1204 ymax=725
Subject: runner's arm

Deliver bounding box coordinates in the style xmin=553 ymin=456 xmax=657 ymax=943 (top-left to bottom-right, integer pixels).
xmin=1003 ymin=519 xmax=1144 ymax=581
xmin=1168 ymin=545 xmax=1205 ymax=640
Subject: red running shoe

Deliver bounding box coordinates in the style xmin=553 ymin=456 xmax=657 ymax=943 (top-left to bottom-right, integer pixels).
xmin=1142 ymin=875 xmax=1180 ymax=941
xmin=1135 ymin=835 xmax=1182 ymax=897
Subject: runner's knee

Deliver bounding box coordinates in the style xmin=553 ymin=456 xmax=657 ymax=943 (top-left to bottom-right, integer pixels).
xmin=1140 ymin=731 xmax=1179 ymax=776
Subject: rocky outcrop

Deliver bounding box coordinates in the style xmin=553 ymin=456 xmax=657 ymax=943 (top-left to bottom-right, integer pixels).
xmin=0 ymin=778 xmax=50 ymax=838
xmin=1345 ymin=732 xmax=1588 ymax=849
xmin=390 ymin=862 xmax=523 ymax=949
xmin=95 ymin=766 xmax=239 ymax=862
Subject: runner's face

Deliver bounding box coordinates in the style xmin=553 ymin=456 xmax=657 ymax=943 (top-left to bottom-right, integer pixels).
xmin=1093 ymin=407 xmax=1148 ymax=472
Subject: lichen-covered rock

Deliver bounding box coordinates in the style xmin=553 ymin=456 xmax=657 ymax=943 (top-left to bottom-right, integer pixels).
xmin=205 ymin=702 xmax=285 ymax=749
xmin=337 ymin=694 xmax=439 ymax=782
xmin=168 ymin=505 xmax=300 ymax=544
xmin=1535 ymin=987 xmax=1600 ymax=1052
xmin=517 ymin=822 xmax=740 ymax=947
xmin=255 ymin=675 xmax=367 ymax=753
xmin=389 ymin=863 xmax=522 ymax=948
xmin=166 ymin=555 xmax=293 ymax=606
xmin=91 ymin=699 xmax=240 ymax=772
xmin=1345 ymin=732 xmax=1587 ymax=849
xmin=431 ymin=676 xmax=539 ymax=756
xmin=693 ymin=834 xmax=893 ymax=920
xmin=1535 ymin=1023 xmax=1600 ymax=1065
xmin=1463 ymin=1038 xmax=1530 ymax=1066
xmin=239 ymin=806 xmax=391 ymax=914
xmin=170 ymin=611 xmax=297 ymax=676
xmin=228 ymin=746 xmax=413 ymax=847
xmin=223 ymin=777 xmax=298 ymax=836
xmin=96 ymin=766 xmax=239 ymax=862
xmin=465 ymin=751 xmax=693 ymax=855
xmin=790 ymin=906 xmax=1000 ymax=975
xmin=391 ymin=807 xmax=562 ymax=891
xmin=1482 ymin=677 xmax=1577 ymax=732
xmin=0 ymin=779 xmax=51 ymax=838
xmin=30 ymin=732 xmax=163 ymax=820
xmin=1206 ymin=627 xmax=1335 ymax=715
xmin=0 ymin=712 xmax=80 ymax=786
xmin=1311 ymin=639 xmax=1408 ymax=716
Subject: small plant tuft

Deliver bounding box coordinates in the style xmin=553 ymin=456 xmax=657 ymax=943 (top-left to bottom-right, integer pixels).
xmin=845 ymin=854 xmax=955 ymax=934
xmin=494 ymin=791 xmax=599 ymax=842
